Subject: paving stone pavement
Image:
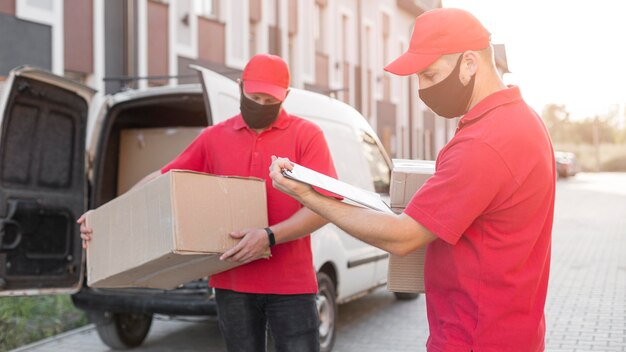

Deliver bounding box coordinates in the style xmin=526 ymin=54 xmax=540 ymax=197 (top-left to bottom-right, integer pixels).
xmin=11 ymin=172 xmax=626 ymax=352
xmin=544 ymin=173 xmax=626 ymax=352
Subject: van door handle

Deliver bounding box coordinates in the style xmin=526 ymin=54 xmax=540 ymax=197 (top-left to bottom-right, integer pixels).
xmin=0 ymin=200 xmax=23 ymax=251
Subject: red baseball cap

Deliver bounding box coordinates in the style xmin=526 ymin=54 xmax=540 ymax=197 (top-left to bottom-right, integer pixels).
xmin=242 ymin=54 xmax=290 ymax=102
xmin=384 ymin=8 xmax=490 ymax=76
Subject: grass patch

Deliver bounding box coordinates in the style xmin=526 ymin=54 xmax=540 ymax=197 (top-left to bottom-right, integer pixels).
xmin=0 ymin=295 xmax=87 ymax=351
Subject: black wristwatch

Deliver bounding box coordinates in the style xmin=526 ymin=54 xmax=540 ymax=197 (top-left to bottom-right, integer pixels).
xmin=264 ymin=227 xmax=276 ymax=247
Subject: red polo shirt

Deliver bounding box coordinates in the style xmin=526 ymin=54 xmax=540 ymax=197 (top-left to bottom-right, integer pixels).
xmin=161 ymin=109 xmax=337 ymax=294
xmin=405 ymin=86 xmax=555 ymax=352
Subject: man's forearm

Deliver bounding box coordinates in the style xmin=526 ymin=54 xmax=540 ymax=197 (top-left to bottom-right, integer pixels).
xmin=298 ymin=191 xmax=435 ymax=256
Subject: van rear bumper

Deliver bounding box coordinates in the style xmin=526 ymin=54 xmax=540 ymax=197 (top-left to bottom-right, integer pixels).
xmin=71 ymin=284 xmax=217 ymax=316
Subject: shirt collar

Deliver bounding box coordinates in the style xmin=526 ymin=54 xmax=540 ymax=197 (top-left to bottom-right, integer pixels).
xmin=457 ymin=85 xmax=523 ymax=131
xmin=232 ymin=108 xmax=291 ymax=131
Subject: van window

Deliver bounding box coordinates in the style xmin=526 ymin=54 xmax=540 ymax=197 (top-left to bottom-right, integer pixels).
xmin=361 ymin=133 xmax=390 ymax=194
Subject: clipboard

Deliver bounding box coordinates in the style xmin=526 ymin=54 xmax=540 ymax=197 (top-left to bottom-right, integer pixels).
xmin=282 ymin=162 xmax=393 ymax=214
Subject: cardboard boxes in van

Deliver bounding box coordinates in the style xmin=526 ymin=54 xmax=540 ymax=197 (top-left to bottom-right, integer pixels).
xmin=387 ymin=159 xmax=435 ymax=294
xmin=85 ymin=170 xmax=268 ymax=289
xmin=117 ymin=127 xmax=204 ymax=195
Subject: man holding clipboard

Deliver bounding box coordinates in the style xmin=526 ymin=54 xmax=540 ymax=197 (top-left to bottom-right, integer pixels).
xmin=270 ymin=8 xmax=555 ymax=352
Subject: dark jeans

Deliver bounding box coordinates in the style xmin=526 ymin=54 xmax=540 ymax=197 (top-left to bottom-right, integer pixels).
xmin=215 ymin=288 xmax=320 ymax=352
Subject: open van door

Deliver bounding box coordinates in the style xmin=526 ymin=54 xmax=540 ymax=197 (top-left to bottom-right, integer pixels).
xmin=0 ymin=66 xmax=94 ymax=296
xmin=188 ymin=65 xmax=239 ymax=125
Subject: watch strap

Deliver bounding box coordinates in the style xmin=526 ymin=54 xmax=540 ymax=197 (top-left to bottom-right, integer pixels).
xmin=264 ymin=227 xmax=276 ymax=247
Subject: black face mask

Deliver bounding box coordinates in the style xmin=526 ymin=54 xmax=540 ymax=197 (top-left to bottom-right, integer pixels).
xmin=240 ymin=85 xmax=282 ymax=129
xmin=418 ymin=55 xmax=476 ymax=118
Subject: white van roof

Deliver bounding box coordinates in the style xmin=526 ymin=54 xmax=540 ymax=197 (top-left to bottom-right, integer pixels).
xmin=108 ymin=84 xmax=203 ymax=106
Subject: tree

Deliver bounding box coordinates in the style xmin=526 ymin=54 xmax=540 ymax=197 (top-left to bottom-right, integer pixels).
xmin=542 ymin=104 xmax=570 ymax=143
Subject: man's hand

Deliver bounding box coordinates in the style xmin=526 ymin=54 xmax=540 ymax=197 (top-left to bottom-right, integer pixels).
xmin=269 ymin=156 xmax=315 ymax=201
xmin=220 ymin=228 xmax=271 ymax=263
xmin=77 ymin=212 xmax=93 ymax=249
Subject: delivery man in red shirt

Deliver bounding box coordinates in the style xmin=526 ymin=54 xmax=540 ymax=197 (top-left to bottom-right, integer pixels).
xmin=79 ymin=54 xmax=337 ymax=352
xmin=270 ymin=8 xmax=555 ymax=352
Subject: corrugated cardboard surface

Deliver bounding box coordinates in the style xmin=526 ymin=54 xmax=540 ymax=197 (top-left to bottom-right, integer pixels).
xmin=387 ymin=248 xmax=426 ymax=293
xmin=389 ymin=159 xmax=435 ymax=208
xmin=117 ymin=127 xmax=204 ymax=195
xmin=387 ymin=159 xmax=435 ymax=294
xmin=86 ymin=170 xmax=268 ymax=289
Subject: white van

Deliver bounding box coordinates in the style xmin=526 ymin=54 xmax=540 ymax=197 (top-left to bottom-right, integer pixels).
xmin=0 ymin=66 xmax=417 ymax=352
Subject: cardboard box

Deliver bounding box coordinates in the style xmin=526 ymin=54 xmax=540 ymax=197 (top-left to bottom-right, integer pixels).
xmin=86 ymin=170 xmax=268 ymax=289
xmin=389 ymin=159 xmax=436 ymax=209
xmin=117 ymin=127 xmax=204 ymax=195
xmin=387 ymin=159 xmax=435 ymax=294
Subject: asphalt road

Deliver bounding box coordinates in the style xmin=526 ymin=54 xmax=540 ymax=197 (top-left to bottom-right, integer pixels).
xmin=12 ymin=172 xmax=626 ymax=352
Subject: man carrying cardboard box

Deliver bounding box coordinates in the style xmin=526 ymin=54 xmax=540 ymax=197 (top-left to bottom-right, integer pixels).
xmin=80 ymin=54 xmax=337 ymax=352
xmin=270 ymin=8 xmax=555 ymax=352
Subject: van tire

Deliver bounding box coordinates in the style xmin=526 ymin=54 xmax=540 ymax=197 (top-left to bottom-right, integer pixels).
xmin=316 ymin=272 xmax=337 ymax=352
xmin=88 ymin=310 xmax=153 ymax=350
xmin=393 ymin=292 xmax=420 ymax=300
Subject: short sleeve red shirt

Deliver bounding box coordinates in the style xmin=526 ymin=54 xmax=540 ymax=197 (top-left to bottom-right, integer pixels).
xmin=404 ymin=87 xmax=555 ymax=352
xmin=161 ymin=109 xmax=337 ymax=294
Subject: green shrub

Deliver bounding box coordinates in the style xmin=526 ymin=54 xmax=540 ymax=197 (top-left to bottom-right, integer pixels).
xmin=0 ymin=295 xmax=87 ymax=351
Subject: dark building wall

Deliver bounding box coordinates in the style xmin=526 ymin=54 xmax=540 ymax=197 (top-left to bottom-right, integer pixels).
xmin=250 ymin=0 xmax=261 ymax=22
xmin=198 ymin=17 xmax=225 ymax=65
xmin=0 ymin=13 xmax=52 ymax=76
xmin=104 ymin=0 xmax=126 ymax=94
xmin=377 ymin=100 xmax=397 ymax=157
xmin=268 ymin=26 xmax=282 ymax=56
xmin=177 ymin=56 xmax=239 ymax=85
xmin=64 ymin=0 xmax=93 ymax=74
xmin=0 ymin=0 xmax=15 ymax=15
xmin=147 ymin=0 xmax=169 ymax=85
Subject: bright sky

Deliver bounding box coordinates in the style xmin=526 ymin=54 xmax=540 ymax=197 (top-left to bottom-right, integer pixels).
xmin=443 ymin=0 xmax=626 ymax=120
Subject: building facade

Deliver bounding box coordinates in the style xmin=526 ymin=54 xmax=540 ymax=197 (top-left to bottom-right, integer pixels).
xmin=0 ymin=0 xmax=509 ymax=160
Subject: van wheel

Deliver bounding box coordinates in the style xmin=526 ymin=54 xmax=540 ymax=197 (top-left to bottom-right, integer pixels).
xmin=316 ymin=272 xmax=337 ymax=352
xmin=394 ymin=292 xmax=420 ymax=300
xmin=88 ymin=311 xmax=153 ymax=350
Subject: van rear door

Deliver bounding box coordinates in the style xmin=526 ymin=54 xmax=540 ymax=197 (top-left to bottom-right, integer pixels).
xmin=189 ymin=65 xmax=239 ymax=125
xmin=0 ymin=66 xmax=94 ymax=296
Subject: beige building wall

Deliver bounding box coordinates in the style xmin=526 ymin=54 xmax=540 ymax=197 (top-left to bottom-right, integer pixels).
xmin=5 ymin=0 xmax=515 ymax=161
xmin=151 ymin=0 xmax=445 ymax=159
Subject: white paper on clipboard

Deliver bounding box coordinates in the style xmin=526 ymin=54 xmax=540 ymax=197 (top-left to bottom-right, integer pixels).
xmin=282 ymin=163 xmax=393 ymax=214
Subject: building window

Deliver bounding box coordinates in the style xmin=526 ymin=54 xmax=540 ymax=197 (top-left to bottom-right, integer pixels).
xmin=314 ymin=2 xmax=326 ymax=53
xmin=364 ymin=25 xmax=372 ymax=118
xmin=196 ymin=0 xmax=219 ymax=19
xmin=250 ymin=22 xmax=258 ymax=56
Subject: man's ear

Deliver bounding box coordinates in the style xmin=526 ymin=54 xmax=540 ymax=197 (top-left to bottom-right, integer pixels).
xmin=460 ymin=51 xmax=479 ymax=84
